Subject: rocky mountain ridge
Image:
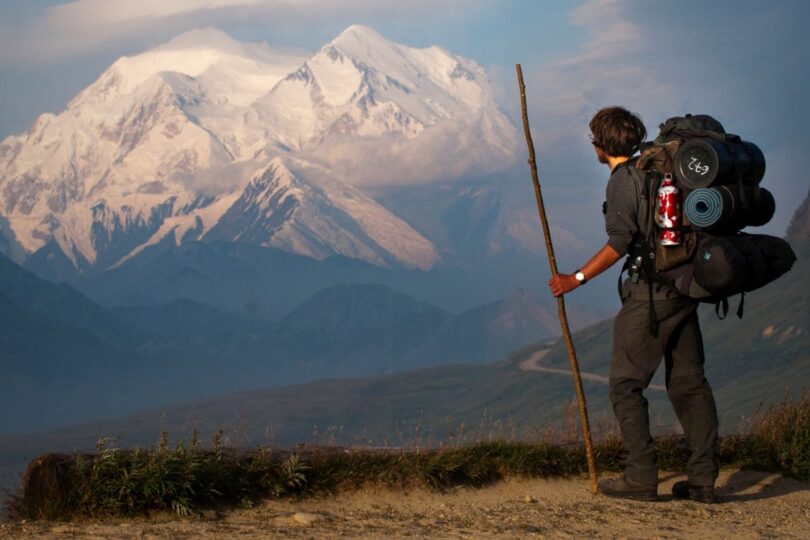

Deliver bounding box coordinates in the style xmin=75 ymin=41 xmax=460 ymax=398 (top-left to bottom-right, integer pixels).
xmin=786 ymin=187 xmax=810 ymax=254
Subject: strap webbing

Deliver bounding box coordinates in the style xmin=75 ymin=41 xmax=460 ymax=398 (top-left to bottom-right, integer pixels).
xmin=715 ymin=298 xmax=729 ymax=320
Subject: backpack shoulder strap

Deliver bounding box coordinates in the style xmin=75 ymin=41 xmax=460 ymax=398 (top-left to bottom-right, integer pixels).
xmin=620 ymin=161 xmax=664 ymax=336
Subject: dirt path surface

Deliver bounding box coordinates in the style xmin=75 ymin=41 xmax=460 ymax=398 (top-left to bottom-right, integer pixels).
xmin=518 ymin=349 xmax=667 ymax=392
xmin=3 ymin=469 xmax=808 ymax=539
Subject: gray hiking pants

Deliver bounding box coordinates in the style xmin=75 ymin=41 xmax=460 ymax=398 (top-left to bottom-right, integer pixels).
xmin=610 ymin=284 xmax=719 ymax=487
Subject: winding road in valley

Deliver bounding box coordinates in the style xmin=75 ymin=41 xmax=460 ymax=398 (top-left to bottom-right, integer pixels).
xmin=518 ymin=348 xmax=667 ymax=392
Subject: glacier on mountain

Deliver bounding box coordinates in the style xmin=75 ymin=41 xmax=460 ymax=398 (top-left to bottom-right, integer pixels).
xmin=0 ymin=25 xmax=516 ymax=272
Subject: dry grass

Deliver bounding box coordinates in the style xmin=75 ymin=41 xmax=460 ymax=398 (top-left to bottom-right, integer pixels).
xmin=719 ymin=391 xmax=810 ymax=479
xmin=8 ymin=391 xmax=808 ymax=520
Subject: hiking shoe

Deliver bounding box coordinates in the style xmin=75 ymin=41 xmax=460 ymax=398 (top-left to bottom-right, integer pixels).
xmin=598 ymin=475 xmax=658 ymax=501
xmin=671 ymin=480 xmax=715 ymax=503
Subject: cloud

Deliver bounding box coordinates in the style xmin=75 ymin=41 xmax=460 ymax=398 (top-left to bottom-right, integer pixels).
xmin=299 ymin=114 xmax=517 ymax=188
xmin=519 ymin=0 xmax=810 ymax=241
xmin=44 ymin=0 xmax=473 ymax=29
xmin=1 ymin=1 xmax=268 ymax=62
xmin=529 ymin=0 xmax=809 ymax=144
xmin=45 ymin=0 xmax=268 ymax=28
xmin=0 ymin=0 xmax=487 ymax=63
xmin=526 ymin=0 xmax=675 ymax=154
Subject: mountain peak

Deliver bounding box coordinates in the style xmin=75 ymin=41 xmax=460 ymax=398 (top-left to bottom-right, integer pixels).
xmin=95 ymin=27 xmax=302 ymax=102
xmin=280 ymin=282 xmax=448 ymax=337
xmin=503 ymin=288 xmax=537 ymax=304
xmin=157 ymin=27 xmax=245 ymax=54
xmin=333 ymin=24 xmax=387 ymax=45
xmin=328 ymin=23 xmax=399 ymax=60
xmin=262 ymin=156 xmax=300 ymax=189
xmin=786 ymin=187 xmax=810 ymax=253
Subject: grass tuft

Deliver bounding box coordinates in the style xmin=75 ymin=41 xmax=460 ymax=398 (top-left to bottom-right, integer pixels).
xmin=720 ymin=391 xmax=810 ymax=479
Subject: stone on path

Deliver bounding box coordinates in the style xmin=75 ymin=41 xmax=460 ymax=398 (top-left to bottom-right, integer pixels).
xmin=293 ymin=512 xmax=323 ymax=526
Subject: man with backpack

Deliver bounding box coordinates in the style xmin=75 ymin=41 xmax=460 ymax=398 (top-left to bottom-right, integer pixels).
xmin=548 ymin=106 xmax=718 ymax=503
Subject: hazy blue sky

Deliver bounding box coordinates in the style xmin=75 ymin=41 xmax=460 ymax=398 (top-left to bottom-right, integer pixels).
xmin=1 ymin=0 xmax=808 ymax=261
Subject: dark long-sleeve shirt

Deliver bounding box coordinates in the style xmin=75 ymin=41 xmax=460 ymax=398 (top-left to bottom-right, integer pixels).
xmin=604 ymin=163 xmax=641 ymax=257
xmin=603 ymin=161 xmax=683 ymax=300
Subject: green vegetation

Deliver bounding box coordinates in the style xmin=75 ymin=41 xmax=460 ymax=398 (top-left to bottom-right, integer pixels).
xmin=9 ymin=391 xmax=808 ymax=521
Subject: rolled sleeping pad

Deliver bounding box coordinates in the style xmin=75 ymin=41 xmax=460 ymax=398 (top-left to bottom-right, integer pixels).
xmin=685 ymin=187 xmax=732 ymax=229
xmin=674 ymin=138 xmax=765 ymax=189
xmin=685 ymin=186 xmax=776 ymax=230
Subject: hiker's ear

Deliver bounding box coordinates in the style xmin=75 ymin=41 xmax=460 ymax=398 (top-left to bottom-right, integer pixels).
xmin=594 ymin=146 xmax=610 ymax=165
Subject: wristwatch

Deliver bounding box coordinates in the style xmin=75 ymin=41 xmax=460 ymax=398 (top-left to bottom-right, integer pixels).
xmin=575 ymin=270 xmax=587 ymax=285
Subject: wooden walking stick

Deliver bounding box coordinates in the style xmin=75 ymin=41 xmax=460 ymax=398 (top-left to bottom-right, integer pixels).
xmin=515 ymin=64 xmax=598 ymax=494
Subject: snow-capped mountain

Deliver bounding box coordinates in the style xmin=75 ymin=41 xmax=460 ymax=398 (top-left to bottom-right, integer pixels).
xmin=0 ymin=25 xmax=515 ymax=273
xmin=202 ymin=157 xmax=439 ymax=269
xmin=239 ymin=25 xmax=511 ymax=154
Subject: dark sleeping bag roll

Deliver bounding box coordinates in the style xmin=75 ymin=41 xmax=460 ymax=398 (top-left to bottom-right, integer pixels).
xmin=693 ymin=233 xmax=796 ymax=296
xmin=673 ymin=137 xmax=765 ymax=189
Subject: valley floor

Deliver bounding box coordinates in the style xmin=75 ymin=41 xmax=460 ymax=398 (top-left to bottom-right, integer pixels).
xmin=3 ymin=468 xmax=809 ymax=539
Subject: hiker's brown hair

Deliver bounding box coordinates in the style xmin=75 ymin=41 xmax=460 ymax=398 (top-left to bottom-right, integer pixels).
xmin=589 ymin=106 xmax=647 ymax=157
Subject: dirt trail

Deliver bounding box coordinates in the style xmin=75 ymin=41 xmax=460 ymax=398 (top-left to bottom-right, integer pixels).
xmin=519 ymin=348 xmax=667 ymax=392
xmin=4 ymin=469 xmax=808 ymax=539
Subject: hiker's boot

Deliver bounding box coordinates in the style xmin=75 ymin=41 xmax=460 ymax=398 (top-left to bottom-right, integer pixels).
xmin=598 ymin=475 xmax=658 ymax=501
xmin=671 ymin=480 xmax=715 ymax=503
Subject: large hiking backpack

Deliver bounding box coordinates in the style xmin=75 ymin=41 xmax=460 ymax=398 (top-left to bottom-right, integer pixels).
xmin=630 ymin=114 xmax=796 ymax=319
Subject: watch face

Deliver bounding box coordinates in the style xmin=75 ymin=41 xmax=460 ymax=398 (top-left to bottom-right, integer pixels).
xmin=575 ymin=271 xmax=585 ymax=282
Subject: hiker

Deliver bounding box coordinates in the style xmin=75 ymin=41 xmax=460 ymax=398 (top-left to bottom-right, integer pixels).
xmin=547 ymin=106 xmax=718 ymax=503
